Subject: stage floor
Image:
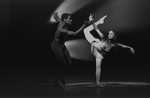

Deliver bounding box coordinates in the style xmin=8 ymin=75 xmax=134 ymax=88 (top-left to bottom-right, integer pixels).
xmin=2 ymin=74 xmax=150 ymax=98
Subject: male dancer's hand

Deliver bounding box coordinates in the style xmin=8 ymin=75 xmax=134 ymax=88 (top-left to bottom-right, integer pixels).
xmin=84 ymin=20 xmax=91 ymax=25
xmin=53 ymin=12 xmax=61 ymax=22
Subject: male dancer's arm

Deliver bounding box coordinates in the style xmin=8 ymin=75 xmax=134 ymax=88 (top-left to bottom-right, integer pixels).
xmin=53 ymin=12 xmax=61 ymax=22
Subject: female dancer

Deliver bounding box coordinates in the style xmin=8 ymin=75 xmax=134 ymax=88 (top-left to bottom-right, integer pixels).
xmin=51 ymin=12 xmax=87 ymax=89
xmin=83 ymin=14 xmax=135 ymax=86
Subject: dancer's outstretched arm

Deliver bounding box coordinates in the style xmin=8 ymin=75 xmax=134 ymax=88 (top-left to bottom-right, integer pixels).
xmin=60 ymin=22 xmax=86 ymax=35
xmin=118 ymin=43 xmax=135 ymax=54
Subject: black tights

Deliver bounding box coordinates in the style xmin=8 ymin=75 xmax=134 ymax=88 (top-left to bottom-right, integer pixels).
xmin=51 ymin=40 xmax=73 ymax=86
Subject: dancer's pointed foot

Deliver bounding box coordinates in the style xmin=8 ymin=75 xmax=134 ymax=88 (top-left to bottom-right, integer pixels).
xmin=97 ymin=15 xmax=107 ymax=24
xmin=96 ymin=82 xmax=103 ymax=87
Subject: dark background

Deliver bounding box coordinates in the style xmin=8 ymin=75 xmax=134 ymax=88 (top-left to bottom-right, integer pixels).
xmin=1 ymin=0 xmax=150 ymax=85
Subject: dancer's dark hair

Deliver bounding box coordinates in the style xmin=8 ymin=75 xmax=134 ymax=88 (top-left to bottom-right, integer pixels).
xmin=61 ymin=13 xmax=71 ymax=21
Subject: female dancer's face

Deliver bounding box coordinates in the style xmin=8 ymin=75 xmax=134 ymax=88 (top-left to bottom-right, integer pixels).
xmin=108 ymin=30 xmax=114 ymax=39
xmin=65 ymin=15 xmax=72 ymax=25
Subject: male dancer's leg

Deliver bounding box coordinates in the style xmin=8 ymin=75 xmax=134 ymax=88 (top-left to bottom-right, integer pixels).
xmin=51 ymin=42 xmax=67 ymax=87
xmin=64 ymin=47 xmax=73 ymax=66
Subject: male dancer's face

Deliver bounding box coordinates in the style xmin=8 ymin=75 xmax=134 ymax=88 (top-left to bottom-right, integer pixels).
xmin=65 ymin=15 xmax=72 ymax=25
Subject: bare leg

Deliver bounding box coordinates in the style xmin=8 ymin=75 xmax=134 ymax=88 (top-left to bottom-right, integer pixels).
xmin=93 ymin=48 xmax=103 ymax=86
xmin=95 ymin=15 xmax=107 ymax=26
xmin=95 ymin=57 xmax=102 ymax=85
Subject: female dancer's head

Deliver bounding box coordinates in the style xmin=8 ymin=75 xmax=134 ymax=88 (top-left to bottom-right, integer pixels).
xmin=108 ymin=30 xmax=117 ymax=43
xmin=61 ymin=13 xmax=72 ymax=25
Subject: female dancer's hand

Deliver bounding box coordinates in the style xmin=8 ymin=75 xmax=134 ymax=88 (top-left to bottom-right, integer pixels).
xmin=129 ymin=47 xmax=135 ymax=54
xmin=89 ymin=13 xmax=94 ymax=21
xmin=84 ymin=13 xmax=94 ymax=25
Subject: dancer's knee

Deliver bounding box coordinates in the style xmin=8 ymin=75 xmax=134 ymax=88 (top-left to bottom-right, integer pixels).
xmin=96 ymin=59 xmax=102 ymax=68
xmin=96 ymin=64 xmax=101 ymax=69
